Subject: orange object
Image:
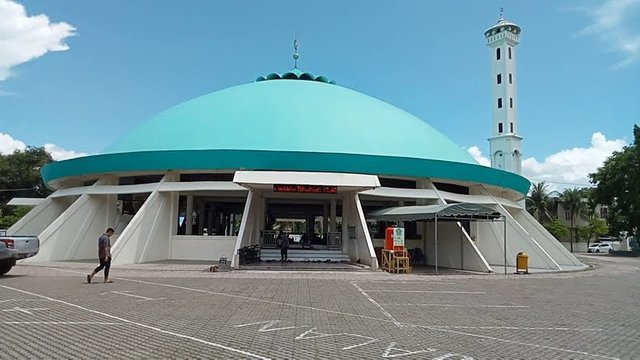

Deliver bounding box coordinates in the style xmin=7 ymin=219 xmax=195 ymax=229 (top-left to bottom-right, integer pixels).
xmin=385 ymin=227 xmax=394 ymax=250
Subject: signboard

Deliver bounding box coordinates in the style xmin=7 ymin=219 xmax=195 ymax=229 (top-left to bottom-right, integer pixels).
xmin=392 ymin=227 xmax=405 ymax=247
xmin=273 ymin=185 xmax=338 ymax=194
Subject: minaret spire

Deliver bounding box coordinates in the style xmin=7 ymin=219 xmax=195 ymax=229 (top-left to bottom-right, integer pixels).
xmin=293 ymin=37 xmax=299 ymax=69
xmin=499 ymin=7 xmax=504 ymax=20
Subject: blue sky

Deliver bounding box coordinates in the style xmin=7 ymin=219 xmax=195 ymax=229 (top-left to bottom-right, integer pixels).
xmin=0 ymin=0 xmax=638 ymax=188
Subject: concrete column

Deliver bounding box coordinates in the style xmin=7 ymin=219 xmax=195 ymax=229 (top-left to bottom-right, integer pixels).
xmin=323 ymin=203 xmax=329 ymax=235
xmin=198 ymin=202 xmax=205 ymax=235
xmin=186 ymin=195 xmax=193 ymax=235
xmin=229 ymin=214 xmax=236 ymax=236
xmin=207 ymin=206 xmax=214 ymax=235
xmin=330 ymin=199 xmax=337 ymax=233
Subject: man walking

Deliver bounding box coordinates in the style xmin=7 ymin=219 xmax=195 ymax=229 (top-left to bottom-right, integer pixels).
xmin=87 ymin=228 xmax=114 ymax=284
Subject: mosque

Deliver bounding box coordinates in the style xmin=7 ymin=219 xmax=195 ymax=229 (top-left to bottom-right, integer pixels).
xmin=9 ymin=15 xmax=585 ymax=272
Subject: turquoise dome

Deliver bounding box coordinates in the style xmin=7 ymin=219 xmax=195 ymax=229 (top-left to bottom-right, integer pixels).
xmin=42 ymin=79 xmax=530 ymax=194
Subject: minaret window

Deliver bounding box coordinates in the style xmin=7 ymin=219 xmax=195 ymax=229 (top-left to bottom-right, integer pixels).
xmin=496 ymin=48 xmax=501 ymax=60
xmin=508 ymin=47 xmax=512 ymax=59
xmin=510 ymin=98 xmax=513 ymax=108
xmin=509 ymin=73 xmax=512 ymax=83
xmin=497 ymin=74 xmax=502 ymax=84
xmin=498 ymin=123 xmax=503 ymax=133
xmin=510 ymin=122 xmax=514 ymax=132
xmin=497 ymin=98 xmax=503 ymax=108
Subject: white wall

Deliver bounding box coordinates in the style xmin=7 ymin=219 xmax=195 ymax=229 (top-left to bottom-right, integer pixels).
xmin=170 ymin=235 xmax=236 ymax=261
xmin=508 ymin=208 xmax=584 ymax=267
xmin=342 ymin=193 xmax=377 ymax=269
xmin=8 ymin=196 xmax=75 ymax=236
xmin=110 ymin=189 xmax=173 ymax=265
xmin=24 ymin=194 xmax=114 ymax=262
xmin=427 ymin=222 xmax=490 ymax=272
xmin=474 ymin=208 xmax=562 ymax=270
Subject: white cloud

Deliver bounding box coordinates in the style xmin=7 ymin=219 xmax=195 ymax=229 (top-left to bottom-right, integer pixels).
xmin=467 ymin=145 xmax=491 ymax=166
xmin=0 ymin=132 xmax=87 ymax=160
xmin=0 ymin=132 xmax=26 ymax=154
xmin=43 ymin=143 xmax=87 ymax=161
xmin=467 ymin=132 xmax=627 ymax=192
xmin=580 ymin=0 xmax=640 ymax=68
xmin=0 ymin=0 xmax=76 ymax=81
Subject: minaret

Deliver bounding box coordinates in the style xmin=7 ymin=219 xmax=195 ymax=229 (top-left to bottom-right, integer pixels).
xmin=485 ymin=9 xmax=522 ymax=174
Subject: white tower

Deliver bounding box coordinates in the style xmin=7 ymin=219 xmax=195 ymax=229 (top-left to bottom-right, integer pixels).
xmin=485 ymin=11 xmax=522 ymax=174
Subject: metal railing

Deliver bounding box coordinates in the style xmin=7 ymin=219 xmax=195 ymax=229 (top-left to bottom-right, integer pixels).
xmin=261 ymin=230 xmax=278 ymax=248
xmin=326 ymin=232 xmax=343 ymax=250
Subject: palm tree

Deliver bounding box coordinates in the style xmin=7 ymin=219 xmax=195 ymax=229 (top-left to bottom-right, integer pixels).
xmin=560 ymin=188 xmax=588 ymax=252
xmin=526 ymin=182 xmax=553 ymax=223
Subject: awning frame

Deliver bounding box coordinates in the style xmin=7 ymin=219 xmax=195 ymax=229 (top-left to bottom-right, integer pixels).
xmin=367 ymin=203 xmax=508 ymax=275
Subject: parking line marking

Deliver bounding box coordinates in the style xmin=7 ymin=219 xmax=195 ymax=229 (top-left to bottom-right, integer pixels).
xmin=110 ymin=291 xmax=166 ymax=301
xmin=2 ymin=321 xmax=122 ymax=325
xmin=353 ymin=283 xmax=403 ymax=328
xmin=380 ymin=304 xmax=529 ymax=308
xmin=2 ymin=307 xmax=48 ymax=315
xmin=46 ymin=267 xmax=617 ymax=360
xmin=429 ymin=326 xmax=603 ymax=331
xmin=0 ymin=285 xmax=271 ymax=360
xmin=423 ymin=326 xmax=619 ymax=360
xmin=362 ymin=290 xmax=486 ymax=294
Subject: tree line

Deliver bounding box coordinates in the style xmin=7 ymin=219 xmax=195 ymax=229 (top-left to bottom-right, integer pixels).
xmin=0 ymin=147 xmax=53 ymax=229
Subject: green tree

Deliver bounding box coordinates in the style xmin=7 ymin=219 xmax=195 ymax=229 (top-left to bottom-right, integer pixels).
xmin=590 ymin=125 xmax=640 ymax=236
xmin=578 ymin=218 xmax=609 ymax=248
xmin=0 ymin=206 xmax=32 ymax=229
xmin=560 ymin=188 xmax=588 ymax=252
xmin=526 ymin=182 xmax=553 ymax=223
xmin=545 ymin=218 xmax=569 ymax=240
xmin=0 ymin=147 xmax=53 ymax=224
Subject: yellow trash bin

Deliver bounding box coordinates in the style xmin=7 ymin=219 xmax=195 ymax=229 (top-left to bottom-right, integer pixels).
xmin=516 ymin=252 xmax=529 ymax=274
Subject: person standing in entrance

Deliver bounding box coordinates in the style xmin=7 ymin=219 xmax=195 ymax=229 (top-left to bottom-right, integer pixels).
xmin=87 ymin=228 xmax=114 ymax=284
xmin=278 ymin=232 xmax=290 ymax=262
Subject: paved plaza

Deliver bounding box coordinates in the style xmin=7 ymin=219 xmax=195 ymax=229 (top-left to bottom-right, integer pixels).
xmin=0 ymin=255 xmax=638 ymax=359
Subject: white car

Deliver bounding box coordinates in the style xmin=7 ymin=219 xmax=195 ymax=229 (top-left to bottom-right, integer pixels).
xmin=588 ymin=243 xmax=612 ymax=253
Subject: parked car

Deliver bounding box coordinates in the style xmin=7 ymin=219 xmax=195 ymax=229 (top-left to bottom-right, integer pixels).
xmin=0 ymin=235 xmax=40 ymax=275
xmin=588 ymin=243 xmax=612 ymax=253
xmin=0 ymin=241 xmax=16 ymax=275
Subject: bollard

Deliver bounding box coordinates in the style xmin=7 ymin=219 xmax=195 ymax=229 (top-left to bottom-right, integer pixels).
xmin=515 ymin=252 xmax=529 ymax=274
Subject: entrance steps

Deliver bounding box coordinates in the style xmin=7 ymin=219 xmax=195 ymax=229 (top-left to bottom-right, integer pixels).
xmin=260 ymin=249 xmax=350 ymax=262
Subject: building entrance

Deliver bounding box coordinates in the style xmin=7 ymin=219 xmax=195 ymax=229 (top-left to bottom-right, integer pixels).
xmin=260 ymin=200 xmax=342 ymax=250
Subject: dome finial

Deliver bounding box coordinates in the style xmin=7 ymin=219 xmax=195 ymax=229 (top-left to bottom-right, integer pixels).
xmin=499 ymin=7 xmax=504 ymax=20
xmin=293 ymin=36 xmax=300 ymax=69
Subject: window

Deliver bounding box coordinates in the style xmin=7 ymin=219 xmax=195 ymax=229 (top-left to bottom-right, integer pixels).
xmin=496 ymin=48 xmax=501 ymax=60
xmin=509 ymin=73 xmax=513 ymax=83
xmin=497 ymin=98 xmax=503 ymax=108
xmin=497 ymin=74 xmax=502 ymax=84
xmin=508 ymin=47 xmax=512 ymax=59
xmin=600 ymin=207 xmax=608 ymax=218
xmin=510 ymin=122 xmax=514 ymax=133
xmin=498 ymin=123 xmax=503 ymax=133
xmin=510 ymin=98 xmax=513 ymax=108
xmin=565 ymin=211 xmax=571 ymax=221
